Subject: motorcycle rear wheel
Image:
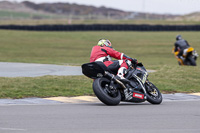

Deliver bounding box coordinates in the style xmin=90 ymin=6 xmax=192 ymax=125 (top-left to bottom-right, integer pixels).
xmin=145 ymin=81 xmax=162 ymax=104
xmin=93 ymin=78 xmax=121 ymax=106
xmin=187 ymin=56 xmax=196 ymax=66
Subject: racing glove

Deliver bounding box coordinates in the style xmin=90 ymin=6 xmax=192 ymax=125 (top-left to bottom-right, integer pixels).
xmin=123 ymin=54 xmax=138 ymax=64
xmin=130 ymin=58 xmax=138 ymax=69
xmin=123 ymin=54 xmax=138 ymax=68
xmin=130 ymin=58 xmax=138 ymax=65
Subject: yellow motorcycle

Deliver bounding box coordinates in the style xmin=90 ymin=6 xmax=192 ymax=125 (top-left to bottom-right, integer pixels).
xmin=173 ymin=47 xmax=198 ymax=66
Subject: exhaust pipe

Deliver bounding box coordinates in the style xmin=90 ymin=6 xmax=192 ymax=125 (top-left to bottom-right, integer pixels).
xmin=104 ymin=71 xmax=126 ymax=89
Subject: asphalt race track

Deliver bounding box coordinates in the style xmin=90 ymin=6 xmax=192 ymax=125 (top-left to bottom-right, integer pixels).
xmin=0 ymin=62 xmax=156 ymax=77
xmin=0 ymin=62 xmax=82 ymax=77
xmin=0 ymin=100 xmax=200 ymax=133
xmin=0 ymin=62 xmax=200 ymax=133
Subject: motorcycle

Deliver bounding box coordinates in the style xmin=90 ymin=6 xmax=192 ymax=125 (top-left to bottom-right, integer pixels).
xmin=81 ymin=61 xmax=162 ymax=106
xmin=173 ymin=47 xmax=198 ymax=66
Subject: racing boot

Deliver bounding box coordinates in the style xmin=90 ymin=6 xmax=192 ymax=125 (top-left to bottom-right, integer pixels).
xmin=177 ymin=55 xmax=185 ymax=65
xmin=116 ymin=67 xmax=130 ymax=84
xmin=179 ymin=56 xmax=185 ymax=61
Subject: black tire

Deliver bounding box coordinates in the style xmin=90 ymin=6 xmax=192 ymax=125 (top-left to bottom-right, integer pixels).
xmin=93 ymin=78 xmax=121 ymax=106
xmin=145 ymin=82 xmax=162 ymax=104
xmin=187 ymin=56 xmax=196 ymax=66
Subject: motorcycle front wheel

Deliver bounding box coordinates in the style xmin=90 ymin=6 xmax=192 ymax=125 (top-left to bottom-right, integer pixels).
xmin=145 ymin=81 xmax=162 ymax=104
xmin=93 ymin=78 xmax=121 ymax=106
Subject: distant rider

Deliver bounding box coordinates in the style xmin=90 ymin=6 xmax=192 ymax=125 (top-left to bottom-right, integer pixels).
xmin=90 ymin=39 xmax=138 ymax=81
xmin=174 ymin=35 xmax=190 ymax=60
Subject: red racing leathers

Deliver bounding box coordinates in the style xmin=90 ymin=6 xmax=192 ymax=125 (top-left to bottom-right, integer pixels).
xmin=90 ymin=45 xmax=130 ymax=74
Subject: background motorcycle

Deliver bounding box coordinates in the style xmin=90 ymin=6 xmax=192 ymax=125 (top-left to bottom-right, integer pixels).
xmin=173 ymin=47 xmax=198 ymax=66
xmin=82 ymin=61 xmax=162 ymax=106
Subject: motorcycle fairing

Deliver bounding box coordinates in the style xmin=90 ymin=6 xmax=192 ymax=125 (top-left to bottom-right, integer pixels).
xmin=132 ymin=64 xmax=148 ymax=84
xmin=127 ymin=90 xmax=146 ymax=103
xmin=183 ymin=47 xmax=194 ymax=57
xmin=174 ymin=51 xmax=179 ymax=56
xmin=136 ymin=63 xmax=147 ymax=71
xmin=133 ymin=92 xmax=144 ymax=99
xmin=177 ymin=58 xmax=184 ymax=65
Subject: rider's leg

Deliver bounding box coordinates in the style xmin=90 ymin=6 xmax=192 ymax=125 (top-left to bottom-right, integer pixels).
xmin=177 ymin=49 xmax=184 ymax=59
xmin=104 ymin=60 xmax=129 ymax=82
xmin=117 ymin=60 xmax=129 ymax=79
xmin=104 ymin=60 xmax=120 ymax=74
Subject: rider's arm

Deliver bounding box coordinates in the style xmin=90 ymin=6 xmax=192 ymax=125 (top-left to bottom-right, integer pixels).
xmin=101 ymin=47 xmax=123 ymax=60
xmin=185 ymin=40 xmax=190 ymax=47
xmin=101 ymin=47 xmax=138 ymax=64
xmin=123 ymin=54 xmax=138 ymax=64
xmin=103 ymin=47 xmax=137 ymax=63
xmin=174 ymin=43 xmax=178 ymax=52
xmin=122 ymin=54 xmax=133 ymax=61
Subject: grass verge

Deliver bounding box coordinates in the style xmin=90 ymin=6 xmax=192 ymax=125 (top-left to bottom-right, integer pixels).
xmin=0 ymin=76 xmax=93 ymax=99
xmin=1 ymin=19 xmax=200 ymax=25
xmin=0 ymin=30 xmax=199 ymax=98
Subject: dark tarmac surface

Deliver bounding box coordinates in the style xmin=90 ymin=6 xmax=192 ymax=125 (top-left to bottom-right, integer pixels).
xmin=0 ymin=62 xmax=156 ymax=77
xmin=0 ymin=93 xmax=200 ymax=105
xmin=0 ymin=100 xmax=200 ymax=133
xmin=0 ymin=62 xmax=82 ymax=77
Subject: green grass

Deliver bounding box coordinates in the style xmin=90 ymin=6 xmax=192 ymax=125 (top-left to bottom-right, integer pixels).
xmin=0 ymin=30 xmax=200 ymax=98
xmin=0 ymin=10 xmax=56 ymax=19
xmin=150 ymin=65 xmax=200 ymax=93
xmin=1 ymin=19 xmax=200 ymax=25
xmin=0 ymin=76 xmax=93 ymax=99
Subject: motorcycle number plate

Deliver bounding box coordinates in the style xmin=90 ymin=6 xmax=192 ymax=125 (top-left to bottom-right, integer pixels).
xmin=133 ymin=92 xmax=144 ymax=99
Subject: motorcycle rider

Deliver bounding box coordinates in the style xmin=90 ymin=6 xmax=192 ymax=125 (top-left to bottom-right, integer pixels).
xmin=174 ymin=35 xmax=190 ymax=60
xmin=90 ymin=39 xmax=138 ymax=81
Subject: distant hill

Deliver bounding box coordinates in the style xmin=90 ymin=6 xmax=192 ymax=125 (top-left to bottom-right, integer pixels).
xmin=0 ymin=1 xmax=179 ymax=20
xmin=172 ymin=12 xmax=200 ymax=21
xmin=22 ymin=1 xmax=130 ymax=19
xmin=0 ymin=1 xmax=60 ymax=19
xmin=0 ymin=1 xmax=32 ymax=12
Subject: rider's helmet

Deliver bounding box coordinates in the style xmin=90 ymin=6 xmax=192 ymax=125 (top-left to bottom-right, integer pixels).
xmin=176 ymin=35 xmax=182 ymax=41
xmin=97 ymin=39 xmax=112 ymax=47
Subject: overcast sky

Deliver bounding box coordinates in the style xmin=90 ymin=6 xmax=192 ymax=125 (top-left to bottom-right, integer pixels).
xmin=2 ymin=0 xmax=200 ymax=15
